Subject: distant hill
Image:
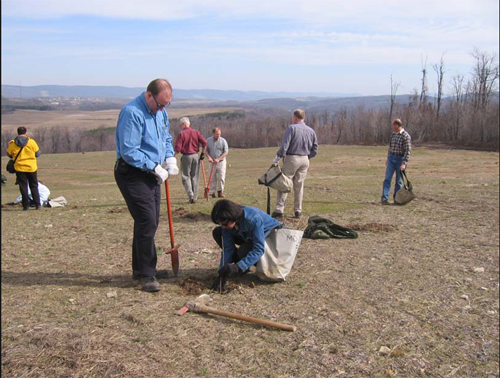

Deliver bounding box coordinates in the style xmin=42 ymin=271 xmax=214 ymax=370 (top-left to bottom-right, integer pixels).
xmin=4 ymin=84 xmax=475 ymax=113
xmin=1 ymin=85 xmax=358 ymax=102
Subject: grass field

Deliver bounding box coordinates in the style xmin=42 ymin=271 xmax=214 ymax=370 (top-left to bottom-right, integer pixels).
xmin=1 ymin=145 xmax=499 ymax=378
xmin=1 ymin=107 xmax=244 ymax=132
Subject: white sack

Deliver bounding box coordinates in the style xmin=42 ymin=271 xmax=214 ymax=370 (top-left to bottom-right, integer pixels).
xmin=255 ymin=228 xmax=303 ymax=282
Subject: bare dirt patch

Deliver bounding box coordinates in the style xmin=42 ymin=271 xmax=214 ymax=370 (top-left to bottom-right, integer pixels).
xmin=171 ymin=207 xmax=212 ymax=221
xmin=346 ymin=222 xmax=397 ymax=232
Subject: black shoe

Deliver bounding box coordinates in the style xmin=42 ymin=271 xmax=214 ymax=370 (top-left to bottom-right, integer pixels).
xmin=271 ymin=211 xmax=284 ymax=219
xmin=155 ymin=270 xmax=169 ymax=279
xmin=188 ymin=198 xmax=196 ymax=204
xmin=381 ymin=200 xmax=390 ymax=206
xmin=141 ymin=276 xmax=161 ymax=292
xmin=294 ymin=211 xmax=301 ymax=219
xmin=133 ymin=269 xmax=169 ymax=280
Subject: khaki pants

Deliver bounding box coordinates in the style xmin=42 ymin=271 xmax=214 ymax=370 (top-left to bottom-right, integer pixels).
xmin=181 ymin=154 xmax=200 ymax=200
xmin=209 ymin=160 xmax=226 ymax=194
xmin=274 ymin=155 xmax=309 ymax=214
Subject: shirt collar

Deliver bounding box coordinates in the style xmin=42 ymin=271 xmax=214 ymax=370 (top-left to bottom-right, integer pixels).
xmin=139 ymin=92 xmax=155 ymax=116
xmin=398 ymin=128 xmax=405 ymax=134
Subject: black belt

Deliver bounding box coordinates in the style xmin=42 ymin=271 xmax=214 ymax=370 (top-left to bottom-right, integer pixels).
xmin=115 ymin=158 xmax=144 ymax=174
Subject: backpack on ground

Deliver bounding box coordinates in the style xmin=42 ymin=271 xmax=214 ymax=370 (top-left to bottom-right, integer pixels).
xmin=303 ymin=216 xmax=358 ymax=239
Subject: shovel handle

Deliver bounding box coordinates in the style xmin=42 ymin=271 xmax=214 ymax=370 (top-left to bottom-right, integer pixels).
xmin=200 ymin=159 xmax=208 ymax=189
xmin=193 ymin=304 xmax=297 ymax=332
xmin=205 ymin=163 xmax=215 ymax=198
xmin=165 ymin=179 xmax=175 ymax=248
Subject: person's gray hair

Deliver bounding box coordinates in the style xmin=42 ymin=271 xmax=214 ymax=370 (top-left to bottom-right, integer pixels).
xmin=293 ymin=109 xmax=305 ymax=120
xmin=179 ymin=117 xmax=190 ymax=126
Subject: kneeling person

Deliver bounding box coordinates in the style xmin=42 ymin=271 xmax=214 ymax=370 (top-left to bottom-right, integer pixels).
xmin=211 ymin=199 xmax=282 ymax=291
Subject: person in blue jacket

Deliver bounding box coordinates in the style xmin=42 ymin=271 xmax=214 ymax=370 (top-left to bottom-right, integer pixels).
xmin=210 ymin=199 xmax=282 ymax=291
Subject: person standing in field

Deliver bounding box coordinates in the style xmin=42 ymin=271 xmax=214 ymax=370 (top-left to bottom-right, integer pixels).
xmin=174 ymin=117 xmax=207 ymax=204
xmin=271 ymin=109 xmax=318 ymax=219
xmin=381 ymin=118 xmax=412 ymax=205
xmin=114 ymin=78 xmax=179 ymax=293
xmin=205 ymin=127 xmax=229 ymax=198
xmin=6 ymin=127 xmax=42 ymax=211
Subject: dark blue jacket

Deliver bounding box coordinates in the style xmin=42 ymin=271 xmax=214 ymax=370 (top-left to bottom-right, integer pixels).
xmin=220 ymin=206 xmax=281 ymax=271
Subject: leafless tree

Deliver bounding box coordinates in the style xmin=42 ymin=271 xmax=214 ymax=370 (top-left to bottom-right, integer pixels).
xmin=420 ymin=55 xmax=428 ymax=103
xmin=433 ymin=54 xmax=445 ymax=119
xmin=451 ymin=74 xmax=465 ymax=103
xmin=389 ymin=74 xmax=401 ymax=124
xmin=470 ymin=48 xmax=499 ymax=111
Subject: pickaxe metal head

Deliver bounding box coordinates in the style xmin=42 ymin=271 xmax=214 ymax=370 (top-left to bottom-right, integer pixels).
xmin=175 ymin=294 xmax=212 ymax=316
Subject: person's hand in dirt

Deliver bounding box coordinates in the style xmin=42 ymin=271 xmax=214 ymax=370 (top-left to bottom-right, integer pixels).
xmin=210 ymin=274 xmax=227 ymax=292
xmin=218 ymin=263 xmax=241 ymax=278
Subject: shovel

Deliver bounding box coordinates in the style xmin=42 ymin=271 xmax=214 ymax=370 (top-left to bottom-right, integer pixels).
xmin=204 ymin=162 xmax=215 ymax=199
xmin=200 ymin=159 xmax=208 ymax=201
xmin=164 ymin=179 xmax=180 ymax=276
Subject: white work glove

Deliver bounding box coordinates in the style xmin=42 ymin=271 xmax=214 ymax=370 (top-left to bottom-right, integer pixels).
xmin=152 ymin=164 xmax=169 ymax=185
xmin=272 ymin=155 xmax=281 ymax=165
xmin=165 ymin=157 xmax=179 ymax=176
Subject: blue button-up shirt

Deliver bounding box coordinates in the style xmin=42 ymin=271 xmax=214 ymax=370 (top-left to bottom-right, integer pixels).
xmin=115 ymin=92 xmax=174 ymax=171
xmin=220 ymin=206 xmax=282 ymax=272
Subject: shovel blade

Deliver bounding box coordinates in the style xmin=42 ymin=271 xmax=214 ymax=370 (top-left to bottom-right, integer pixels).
xmin=166 ymin=246 xmax=180 ymax=277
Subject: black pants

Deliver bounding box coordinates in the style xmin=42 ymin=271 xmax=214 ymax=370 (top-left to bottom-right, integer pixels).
xmin=115 ymin=160 xmax=161 ymax=277
xmin=16 ymin=171 xmax=41 ymax=210
xmin=212 ymin=226 xmax=253 ymax=263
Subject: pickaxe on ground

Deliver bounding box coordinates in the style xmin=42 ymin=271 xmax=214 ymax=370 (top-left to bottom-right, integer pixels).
xmin=175 ymin=294 xmax=297 ymax=332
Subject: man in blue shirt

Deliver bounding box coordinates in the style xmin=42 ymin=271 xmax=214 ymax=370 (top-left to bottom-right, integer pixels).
xmin=210 ymin=199 xmax=282 ymax=292
xmin=114 ymin=78 xmax=179 ymax=292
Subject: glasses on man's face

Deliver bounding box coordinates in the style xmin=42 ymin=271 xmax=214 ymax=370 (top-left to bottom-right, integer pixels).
xmin=152 ymin=94 xmax=171 ymax=110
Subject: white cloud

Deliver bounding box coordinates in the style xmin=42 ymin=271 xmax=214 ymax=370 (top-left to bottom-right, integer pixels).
xmin=2 ymin=0 xmax=498 ymax=24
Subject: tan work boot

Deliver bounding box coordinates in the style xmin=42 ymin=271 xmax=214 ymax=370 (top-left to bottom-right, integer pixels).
xmin=217 ymin=191 xmax=225 ymax=198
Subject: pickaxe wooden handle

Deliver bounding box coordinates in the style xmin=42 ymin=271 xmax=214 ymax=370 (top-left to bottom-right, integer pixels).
xmin=189 ymin=303 xmax=297 ymax=332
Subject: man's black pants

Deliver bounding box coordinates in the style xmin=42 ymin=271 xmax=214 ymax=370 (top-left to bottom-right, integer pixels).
xmin=115 ymin=161 xmax=161 ymax=278
xmin=16 ymin=170 xmax=41 ymax=210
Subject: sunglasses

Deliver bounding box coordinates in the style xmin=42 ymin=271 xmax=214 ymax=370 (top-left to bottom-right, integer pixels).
xmin=152 ymin=94 xmax=171 ymax=110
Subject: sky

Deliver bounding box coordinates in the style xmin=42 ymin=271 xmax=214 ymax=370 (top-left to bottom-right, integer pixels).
xmin=1 ymin=0 xmax=499 ymax=96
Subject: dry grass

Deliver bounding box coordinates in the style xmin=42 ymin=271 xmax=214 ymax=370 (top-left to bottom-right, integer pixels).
xmin=1 ymin=145 xmax=499 ymax=378
xmin=1 ymin=107 xmax=244 ymax=132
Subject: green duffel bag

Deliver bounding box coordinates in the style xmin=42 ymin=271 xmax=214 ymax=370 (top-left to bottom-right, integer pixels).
xmin=394 ymin=170 xmax=416 ymax=205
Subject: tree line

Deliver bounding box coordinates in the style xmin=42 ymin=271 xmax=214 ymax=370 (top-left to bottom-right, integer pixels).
xmin=2 ymin=49 xmax=498 ymax=155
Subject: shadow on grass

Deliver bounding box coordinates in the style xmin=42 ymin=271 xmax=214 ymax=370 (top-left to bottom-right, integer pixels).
xmin=1 ymin=268 xmax=277 ymax=290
